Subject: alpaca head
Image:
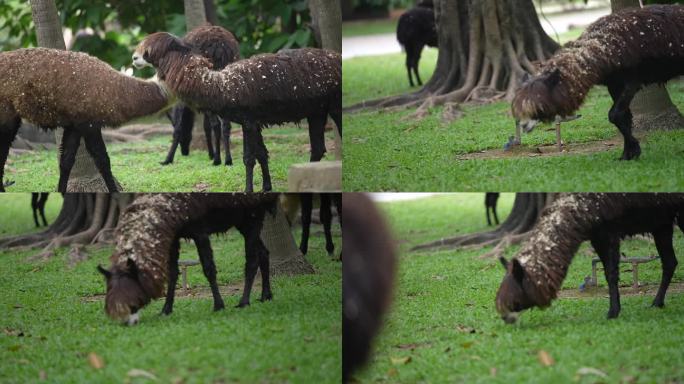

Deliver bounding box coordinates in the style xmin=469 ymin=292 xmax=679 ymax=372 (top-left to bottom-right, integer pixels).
xmin=511 ymin=68 xmax=563 ymax=134
xmin=97 ymin=258 xmax=151 ymax=326
xmin=133 ymin=32 xmax=191 ymax=69
xmin=495 ymin=257 xmax=545 ymax=324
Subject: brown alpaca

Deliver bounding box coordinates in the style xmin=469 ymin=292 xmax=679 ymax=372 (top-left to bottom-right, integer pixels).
xmin=133 ymin=32 xmax=341 ymax=192
xmin=512 ymin=5 xmax=684 ymax=160
xmin=496 ymin=193 xmax=684 ymax=324
xmin=0 ymin=48 xmax=173 ymax=192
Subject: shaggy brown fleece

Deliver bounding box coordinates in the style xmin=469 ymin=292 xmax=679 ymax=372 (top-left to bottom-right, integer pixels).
xmin=512 ymin=5 xmax=684 ymax=121
xmin=0 ymin=48 xmax=171 ymax=128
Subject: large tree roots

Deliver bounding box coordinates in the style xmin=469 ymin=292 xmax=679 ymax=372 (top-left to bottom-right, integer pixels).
xmin=410 ymin=193 xmax=554 ymax=257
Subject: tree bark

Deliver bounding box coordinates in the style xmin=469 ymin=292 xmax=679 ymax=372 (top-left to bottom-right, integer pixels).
xmin=411 ymin=193 xmax=556 ymax=257
xmin=203 ymin=0 xmax=218 ymax=25
xmin=309 ymin=0 xmax=342 ymax=53
xmin=260 ymin=202 xmax=315 ymax=276
xmin=184 ymin=0 xmax=208 ymax=32
xmin=610 ymin=0 xmax=684 ymax=132
xmin=346 ymin=0 xmax=559 ymax=118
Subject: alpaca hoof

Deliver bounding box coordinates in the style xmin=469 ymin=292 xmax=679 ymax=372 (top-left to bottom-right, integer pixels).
xmin=259 ymin=293 xmax=273 ymax=302
xmin=160 ymin=160 xmax=172 ymax=166
xmin=262 ymin=185 xmax=272 ymax=192
xmin=299 ymin=246 xmax=308 ymax=256
xmin=160 ymin=308 xmax=172 ymax=316
xmin=214 ymin=302 xmax=225 ymax=311
xmin=652 ymin=300 xmax=665 ymax=308
xmin=225 ymin=159 xmax=233 ymax=166
xmin=213 ymin=159 xmax=221 ymax=166
xmin=606 ymin=309 xmax=620 ymax=319
xmin=235 ymin=301 xmax=250 ymax=308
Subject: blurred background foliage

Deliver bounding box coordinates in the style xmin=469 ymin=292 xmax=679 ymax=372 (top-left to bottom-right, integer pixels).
xmin=0 ymin=0 xmax=314 ymax=73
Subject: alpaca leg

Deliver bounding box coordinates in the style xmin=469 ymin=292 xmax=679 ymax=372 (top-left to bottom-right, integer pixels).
xmin=236 ymin=224 xmax=261 ymax=308
xmin=299 ymin=193 xmax=313 ymax=255
xmin=486 ymin=206 xmax=492 ymax=226
xmin=81 ymin=129 xmax=118 ymax=192
xmin=405 ymin=49 xmax=415 ymax=87
xmin=253 ymin=129 xmax=272 ymax=192
xmin=203 ymin=113 xmax=215 ymax=160
xmin=333 ymin=193 xmax=342 ymax=260
xmin=256 ymin=235 xmax=272 ymax=302
xmin=222 ymin=119 xmax=233 ymax=166
xmin=193 ymin=233 xmax=225 ymax=311
xmin=57 ymin=128 xmax=82 ymax=193
xmin=32 ymin=193 xmax=39 ymax=227
xmin=161 ymin=105 xmax=184 ymax=165
xmin=307 ymin=114 xmax=327 ymax=162
xmin=320 ymin=194 xmax=335 ymax=257
xmin=493 ymin=205 xmax=499 ymax=225
xmin=242 ymin=126 xmax=256 ymax=193
xmin=330 ymin=111 xmax=342 ymax=137
xmin=591 ymin=234 xmax=621 ymax=318
xmin=607 ymin=81 xmax=641 ymax=160
xmin=0 ymin=117 xmax=21 ymax=192
xmin=206 ymin=114 xmax=222 ymax=166
xmin=162 ymin=237 xmax=181 ymax=315
xmin=413 ymin=45 xmax=424 ymax=86
xmin=652 ymin=225 xmax=677 ymax=308
xmin=39 ymin=194 xmax=48 ymax=226
xmin=161 ymin=134 xmax=181 ymax=165
xmin=179 ymin=106 xmax=195 ymax=157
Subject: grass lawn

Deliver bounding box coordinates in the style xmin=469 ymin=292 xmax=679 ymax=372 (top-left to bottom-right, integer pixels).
xmin=0 ymin=194 xmax=341 ymax=383
xmin=4 ymin=122 xmax=338 ymax=192
xmin=342 ymin=19 xmax=398 ymax=38
xmin=342 ymin=33 xmax=684 ymax=192
xmin=353 ymin=193 xmax=684 ymax=383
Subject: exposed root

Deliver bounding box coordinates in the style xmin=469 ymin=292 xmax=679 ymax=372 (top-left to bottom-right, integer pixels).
xmin=478 ymin=231 xmax=532 ymax=259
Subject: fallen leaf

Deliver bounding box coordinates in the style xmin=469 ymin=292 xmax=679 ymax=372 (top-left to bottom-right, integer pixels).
xmin=127 ymin=368 xmax=158 ymax=381
xmin=13 ymin=304 xmax=23 ymax=309
xmin=455 ymin=325 xmax=476 ymax=334
xmin=88 ymin=352 xmax=104 ymax=369
xmin=7 ymin=345 xmax=21 ymax=352
xmin=303 ymin=336 xmax=314 ymax=342
xmin=39 ymin=370 xmax=46 ymax=381
xmin=576 ymin=367 xmax=607 ymax=378
xmin=490 ymin=367 xmax=497 ymax=377
xmin=461 ymin=342 xmax=474 ymax=349
xmin=537 ymin=350 xmax=554 ymax=366
xmin=390 ymin=356 xmax=412 ymax=365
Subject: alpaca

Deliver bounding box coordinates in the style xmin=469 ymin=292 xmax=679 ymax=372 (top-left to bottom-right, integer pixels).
xmin=161 ymin=25 xmax=240 ymax=167
xmin=97 ymin=193 xmax=278 ymax=325
xmin=299 ymin=193 xmax=342 ymax=258
xmin=343 ymin=194 xmax=396 ymax=383
xmin=31 ymin=192 xmax=49 ymax=227
xmin=485 ymin=192 xmax=500 ymax=226
xmin=396 ymin=3 xmax=437 ymax=87
xmin=132 ymin=32 xmax=342 ymax=192
xmin=496 ymin=193 xmax=684 ymax=324
xmin=0 ymin=48 xmax=173 ymax=192
xmin=511 ymin=5 xmax=684 ymax=160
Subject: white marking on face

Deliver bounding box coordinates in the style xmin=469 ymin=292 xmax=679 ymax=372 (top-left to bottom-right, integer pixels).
xmin=127 ymin=312 xmax=140 ymax=326
xmin=503 ymin=311 xmax=520 ymax=324
xmin=132 ymin=53 xmax=150 ymax=69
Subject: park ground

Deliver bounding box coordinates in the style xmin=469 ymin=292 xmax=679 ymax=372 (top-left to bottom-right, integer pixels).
xmin=342 ymin=27 xmax=684 ymax=191
xmin=352 ymin=193 xmax=684 ymax=383
xmin=5 ymin=118 xmax=338 ymax=192
xmin=0 ymin=194 xmax=341 ymax=383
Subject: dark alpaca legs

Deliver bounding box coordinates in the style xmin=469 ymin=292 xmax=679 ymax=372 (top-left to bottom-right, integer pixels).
xmin=257 ymin=235 xmax=272 ymax=302
xmin=221 ymin=119 xmax=232 ymax=166
xmin=485 ymin=193 xmax=500 ymax=226
xmin=300 ymin=193 xmax=313 ymax=255
xmin=57 ymin=128 xmax=82 ymax=193
xmin=236 ymin=218 xmax=268 ymax=307
xmin=31 ymin=193 xmax=49 ymax=227
xmin=300 ymin=193 xmax=340 ymax=258
xmin=591 ymin=233 xmax=622 ymax=319
xmin=81 ymin=128 xmax=118 ymax=192
xmin=307 ymin=114 xmax=328 ymax=162
xmin=194 ymin=233 xmax=225 ymax=311
xmin=320 ymin=194 xmax=335 ymax=257
xmin=161 ymin=104 xmax=194 ymax=165
xmin=205 ymin=114 xmax=223 ymax=166
xmin=0 ymin=117 xmax=21 ymax=192
xmin=405 ymin=44 xmax=424 ymax=87
xmin=607 ymin=80 xmax=641 ymax=160
xmin=241 ymin=123 xmax=272 ymax=192
xmin=162 ymin=237 xmax=181 ymax=315
xmin=652 ymin=225 xmax=678 ymax=308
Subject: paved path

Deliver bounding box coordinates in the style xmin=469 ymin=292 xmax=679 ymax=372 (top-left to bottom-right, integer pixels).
xmin=342 ymin=7 xmax=610 ymax=59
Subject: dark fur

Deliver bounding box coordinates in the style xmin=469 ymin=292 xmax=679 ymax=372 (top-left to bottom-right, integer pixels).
xmin=396 ymin=5 xmax=437 ymax=87
xmin=98 ymin=193 xmax=278 ymax=323
xmin=299 ymin=193 xmax=342 ymax=258
xmin=343 ymin=194 xmax=396 ymax=382
xmin=0 ymin=48 xmax=170 ymax=192
xmin=496 ymin=193 xmax=684 ymax=323
xmin=512 ymin=5 xmax=684 ymax=160
xmin=135 ymin=33 xmax=342 ymax=192
xmin=31 ymin=192 xmax=49 ymax=227
xmin=485 ymin=192 xmax=500 ymax=226
xmin=161 ymin=26 xmax=239 ymax=166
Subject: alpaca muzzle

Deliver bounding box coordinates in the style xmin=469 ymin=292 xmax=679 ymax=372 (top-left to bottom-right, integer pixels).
xmin=132 ymin=53 xmax=149 ymax=69
xmin=501 ymin=311 xmax=520 ymax=324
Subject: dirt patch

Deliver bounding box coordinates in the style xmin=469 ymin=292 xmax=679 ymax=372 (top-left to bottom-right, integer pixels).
xmin=558 ymin=281 xmax=684 ymax=299
xmin=82 ymin=281 xmax=254 ymax=303
xmin=456 ymin=136 xmax=623 ymax=160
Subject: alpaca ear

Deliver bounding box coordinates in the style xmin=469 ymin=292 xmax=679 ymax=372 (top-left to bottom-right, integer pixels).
xmin=499 ymin=256 xmax=509 ymax=270
xmin=127 ymin=258 xmax=139 ymax=278
xmin=97 ymin=265 xmax=111 ymax=279
xmin=170 ymin=38 xmax=191 ymax=53
xmin=511 ymin=259 xmax=525 ymax=283
xmin=544 ymin=68 xmax=561 ymax=88
xmin=521 ymin=72 xmax=531 ymax=83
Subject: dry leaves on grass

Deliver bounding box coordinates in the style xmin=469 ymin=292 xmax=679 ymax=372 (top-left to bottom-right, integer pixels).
xmin=88 ymin=352 xmax=104 ymax=369
xmin=390 ymin=356 xmax=412 ymax=365
xmin=127 ymin=369 xmax=158 ymax=381
xmin=576 ymin=367 xmax=608 ymax=379
xmin=537 ymin=350 xmax=554 ymax=366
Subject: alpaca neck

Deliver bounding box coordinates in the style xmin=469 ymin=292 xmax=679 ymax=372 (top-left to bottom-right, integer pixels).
xmin=116 ymin=75 xmax=172 ymax=121
xmin=516 ymin=194 xmax=596 ymax=304
xmin=157 ymin=51 xmax=222 ymax=109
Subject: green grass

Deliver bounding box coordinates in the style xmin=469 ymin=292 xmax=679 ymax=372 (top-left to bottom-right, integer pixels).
xmin=342 ymin=19 xmax=398 ymax=38
xmin=0 ymin=194 xmax=341 ymax=383
xmin=342 ymin=47 xmax=684 ymax=191
xmin=5 ymin=124 xmax=338 ymax=192
xmin=353 ymin=194 xmax=684 ymax=383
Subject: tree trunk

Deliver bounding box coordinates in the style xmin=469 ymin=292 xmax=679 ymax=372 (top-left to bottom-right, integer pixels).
xmin=260 ymin=202 xmax=315 ymax=276
xmin=203 ymin=0 xmax=218 ymax=25
xmin=30 ymin=0 xmax=121 ymax=192
xmin=184 ymin=0 xmax=208 ymax=32
xmin=0 ymin=193 xmax=134 ymax=261
xmin=611 ymin=0 xmax=684 ymax=132
xmin=346 ymin=0 xmax=559 ymax=118
xmin=309 ymin=0 xmax=342 ymax=53
xmin=411 ymin=193 xmax=556 ymax=257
